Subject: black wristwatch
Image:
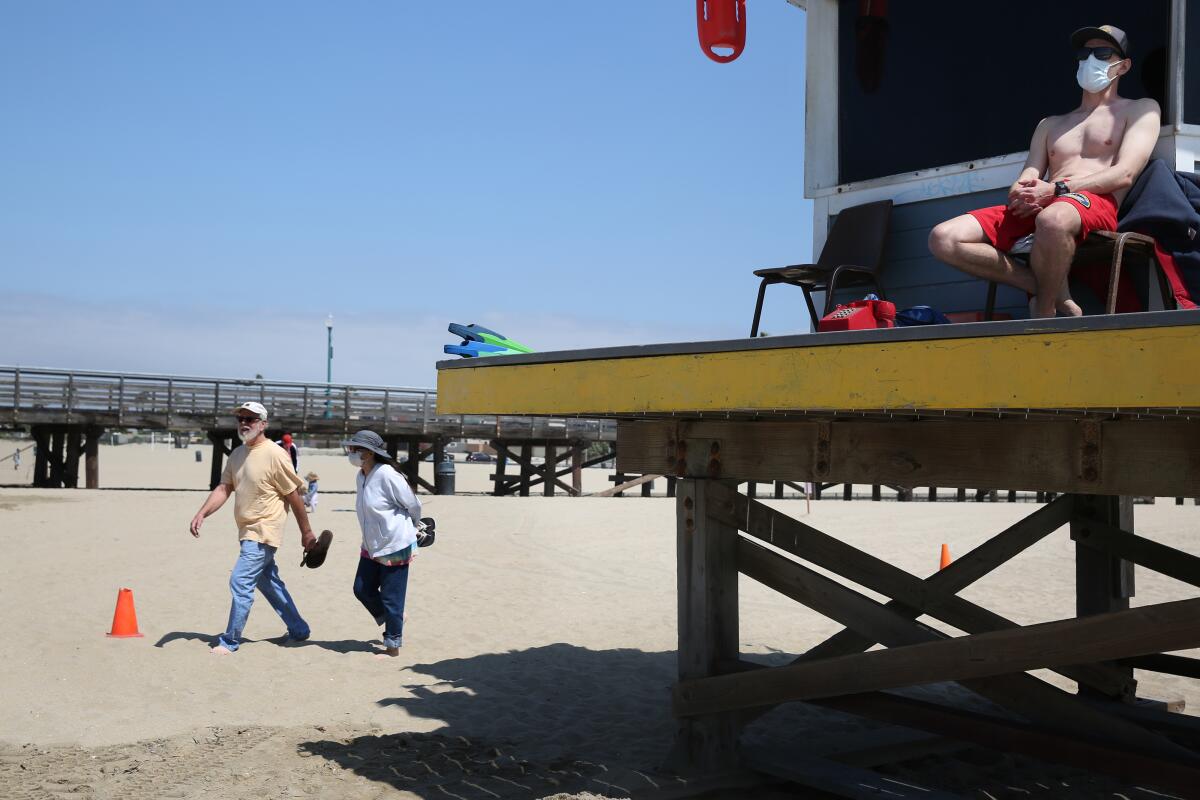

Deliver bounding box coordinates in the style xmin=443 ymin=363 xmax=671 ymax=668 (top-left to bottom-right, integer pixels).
xmin=1054 ymin=180 xmax=1070 ymax=197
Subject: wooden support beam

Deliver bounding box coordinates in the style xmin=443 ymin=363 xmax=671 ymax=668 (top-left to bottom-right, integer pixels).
xmin=1119 ymin=654 xmax=1200 ymax=680
xmin=83 ymin=427 xmax=100 ymax=489
xmin=492 ymin=441 xmax=508 ymax=496
xmin=64 ymin=428 xmax=82 ymax=489
xmin=571 ymin=444 xmax=583 ymax=496
xmin=593 ymin=473 xmax=661 ymax=497
xmin=673 ymin=595 xmax=1200 ymax=719
xmin=1072 ymin=517 xmax=1200 ymax=591
xmin=816 ymin=692 xmax=1200 ymax=797
xmin=731 ymin=537 xmax=1171 ymax=754
xmin=32 ymin=427 xmax=50 ymax=487
xmin=48 ymin=430 xmax=65 ymax=488
xmin=519 ymin=443 xmax=532 ymax=496
xmin=742 ymin=746 xmax=962 ymax=800
xmin=1073 ymin=495 xmax=1134 ymax=699
xmin=709 ymin=487 xmax=1130 ymax=697
xmin=544 ymin=444 xmax=556 ymax=497
xmin=671 ymin=479 xmax=739 ymax=771
xmin=616 ymin=419 xmax=1200 ymax=497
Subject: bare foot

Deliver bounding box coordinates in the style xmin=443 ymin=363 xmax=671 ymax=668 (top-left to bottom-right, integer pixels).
xmin=211 ymin=645 xmax=233 ymax=655
xmin=1028 ymin=296 xmax=1055 ymax=319
xmin=1054 ymin=283 xmax=1083 ymax=317
xmin=1055 ymin=298 xmax=1083 ymax=317
xmin=374 ymin=647 xmax=400 ymax=660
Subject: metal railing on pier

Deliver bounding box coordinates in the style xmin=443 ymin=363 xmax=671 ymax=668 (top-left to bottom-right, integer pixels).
xmin=0 ymin=366 xmax=615 ymax=442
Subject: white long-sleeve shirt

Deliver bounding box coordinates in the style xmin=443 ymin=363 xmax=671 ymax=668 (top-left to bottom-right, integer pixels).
xmin=355 ymin=464 xmax=422 ymax=559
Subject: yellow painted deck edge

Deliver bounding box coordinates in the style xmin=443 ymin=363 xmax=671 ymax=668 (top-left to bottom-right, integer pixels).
xmin=436 ymin=326 xmax=1200 ymax=415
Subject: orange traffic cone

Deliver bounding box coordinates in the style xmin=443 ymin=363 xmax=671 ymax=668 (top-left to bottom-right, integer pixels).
xmin=939 ymin=544 xmax=952 ymax=570
xmin=106 ymin=588 xmax=144 ymax=638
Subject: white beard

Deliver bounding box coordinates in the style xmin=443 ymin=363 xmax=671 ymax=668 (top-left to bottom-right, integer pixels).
xmin=237 ymin=428 xmax=254 ymax=443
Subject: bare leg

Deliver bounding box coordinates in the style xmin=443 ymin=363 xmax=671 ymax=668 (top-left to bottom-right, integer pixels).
xmin=928 ymin=215 xmax=1040 ymax=295
xmin=1029 ymin=204 xmax=1083 ymax=318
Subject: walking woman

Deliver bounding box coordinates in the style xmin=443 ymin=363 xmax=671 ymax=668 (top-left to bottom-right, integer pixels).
xmin=342 ymin=430 xmax=421 ymax=658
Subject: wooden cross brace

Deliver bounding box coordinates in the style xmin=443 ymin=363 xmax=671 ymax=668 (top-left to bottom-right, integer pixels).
xmin=676 ymin=482 xmax=1200 ymax=763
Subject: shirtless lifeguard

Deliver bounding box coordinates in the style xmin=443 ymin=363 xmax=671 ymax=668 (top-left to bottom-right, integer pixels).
xmin=928 ymin=25 xmax=1161 ymax=317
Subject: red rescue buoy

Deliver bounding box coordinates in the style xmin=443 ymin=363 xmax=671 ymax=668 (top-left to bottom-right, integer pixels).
xmin=696 ymin=0 xmax=746 ymax=63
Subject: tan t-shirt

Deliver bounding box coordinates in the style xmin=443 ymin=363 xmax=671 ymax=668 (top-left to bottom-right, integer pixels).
xmin=220 ymin=439 xmax=305 ymax=548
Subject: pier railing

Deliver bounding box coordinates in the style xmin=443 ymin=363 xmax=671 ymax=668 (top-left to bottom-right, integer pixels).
xmin=0 ymin=366 xmax=615 ymax=441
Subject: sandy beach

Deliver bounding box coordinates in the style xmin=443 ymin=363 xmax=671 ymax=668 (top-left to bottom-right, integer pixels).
xmin=1 ymin=445 xmax=1198 ymax=799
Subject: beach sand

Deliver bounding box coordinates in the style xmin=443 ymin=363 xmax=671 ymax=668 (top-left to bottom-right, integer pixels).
xmin=1 ymin=446 xmax=1198 ymax=798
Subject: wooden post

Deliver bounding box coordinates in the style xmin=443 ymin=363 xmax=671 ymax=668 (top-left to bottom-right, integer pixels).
xmin=641 ymin=475 xmax=654 ymax=497
xmin=406 ymin=441 xmax=419 ymax=488
xmin=775 ymin=481 xmax=785 ymax=499
xmin=957 ymin=487 xmax=967 ymax=502
xmin=747 ymin=481 xmax=757 ymax=498
xmin=49 ymin=430 xmax=65 ymax=488
xmin=672 ymin=479 xmax=739 ymax=771
xmin=1073 ymin=494 xmax=1135 ymax=699
xmin=844 ymin=483 xmax=853 ymax=501
xmin=64 ymin=428 xmax=82 ymax=488
xmin=543 ymin=445 xmax=557 ymax=497
xmin=571 ymin=443 xmax=583 ymax=496
xmin=519 ymin=443 xmax=532 ymax=496
xmin=32 ymin=426 xmax=49 ymax=487
xmin=493 ymin=441 xmax=508 ymax=496
xmin=207 ymin=431 xmax=230 ymax=490
xmin=928 ymin=486 xmax=938 ymax=502
xmin=871 ymin=484 xmax=881 ymax=501
xmin=667 ymin=476 xmax=677 ymax=498
xmin=84 ymin=427 xmax=100 ymax=489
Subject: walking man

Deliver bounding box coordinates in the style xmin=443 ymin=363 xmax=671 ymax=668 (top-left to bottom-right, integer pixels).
xmin=189 ymin=401 xmax=316 ymax=654
xmin=928 ymin=25 xmax=1160 ymax=317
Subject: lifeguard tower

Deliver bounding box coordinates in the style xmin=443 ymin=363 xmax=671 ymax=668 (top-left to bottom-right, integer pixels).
xmin=437 ymin=2 xmax=1200 ymax=795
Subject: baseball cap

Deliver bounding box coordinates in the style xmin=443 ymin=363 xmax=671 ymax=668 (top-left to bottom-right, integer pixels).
xmin=232 ymin=401 xmax=268 ymax=420
xmin=1071 ymin=25 xmax=1129 ymax=58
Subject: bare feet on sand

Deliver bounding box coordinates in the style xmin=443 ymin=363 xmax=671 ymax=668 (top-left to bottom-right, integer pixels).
xmin=374 ymin=647 xmax=400 ymax=660
xmin=210 ymin=645 xmax=233 ymax=655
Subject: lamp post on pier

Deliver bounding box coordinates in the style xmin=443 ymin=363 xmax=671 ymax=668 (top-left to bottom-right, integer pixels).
xmin=324 ymin=315 xmax=333 ymax=418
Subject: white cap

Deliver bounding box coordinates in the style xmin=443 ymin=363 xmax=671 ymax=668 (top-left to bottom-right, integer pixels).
xmin=232 ymin=401 xmax=268 ymax=420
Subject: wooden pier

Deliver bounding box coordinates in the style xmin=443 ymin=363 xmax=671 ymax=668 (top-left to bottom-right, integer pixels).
xmin=0 ymin=366 xmax=614 ymax=491
xmin=437 ymin=310 xmax=1200 ymax=796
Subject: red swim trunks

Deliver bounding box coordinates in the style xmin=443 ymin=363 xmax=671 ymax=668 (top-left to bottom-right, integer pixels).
xmin=968 ymin=191 xmax=1119 ymax=253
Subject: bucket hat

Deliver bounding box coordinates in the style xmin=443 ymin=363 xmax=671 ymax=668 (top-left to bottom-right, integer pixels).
xmin=340 ymin=430 xmax=390 ymax=459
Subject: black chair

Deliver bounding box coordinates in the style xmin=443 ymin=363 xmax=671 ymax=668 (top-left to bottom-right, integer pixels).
xmin=984 ymin=230 xmax=1176 ymax=319
xmin=750 ymin=199 xmax=893 ymax=336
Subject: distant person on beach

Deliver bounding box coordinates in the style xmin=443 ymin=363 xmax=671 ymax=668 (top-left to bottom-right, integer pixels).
xmin=277 ymin=433 xmax=299 ymax=472
xmin=303 ymin=471 xmax=319 ymax=513
xmin=12 ymin=448 xmax=19 ymax=470
xmin=189 ymin=401 xmax=317 ymax=655
xmin=343 ymin=430 xmax=421 ymax=659
xmin=928 ymin=25 xmax=1160 ymax=317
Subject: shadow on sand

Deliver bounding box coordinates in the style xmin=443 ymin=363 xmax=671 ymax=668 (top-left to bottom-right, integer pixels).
xmin=153 ymin=630 xmax=381 ymax=654
xmin=298 ymin=643 xmax=702 ymax=798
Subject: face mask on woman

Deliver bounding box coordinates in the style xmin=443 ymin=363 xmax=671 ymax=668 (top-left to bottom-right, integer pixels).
xmin=347 ymin=451 xmax=363 ymax=468
xmin=1076 ymin=54 xmax=1120 ymax=94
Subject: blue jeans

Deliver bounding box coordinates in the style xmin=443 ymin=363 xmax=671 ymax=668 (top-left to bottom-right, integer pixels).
xmin=217 ymin=540 xmax=310 ymax=652
xmin=353 ymin=556 xmax=410 ymax=649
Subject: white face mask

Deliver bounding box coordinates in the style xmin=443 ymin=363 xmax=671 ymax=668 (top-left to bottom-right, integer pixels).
xmin=1076 ymin=54 xmax=1120 ymax=94
xmin=347 ymin=451 xmax=363 ymax=468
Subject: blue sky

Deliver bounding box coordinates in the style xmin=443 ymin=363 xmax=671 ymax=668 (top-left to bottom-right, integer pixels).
xmin=0 ymin=2 xmax=811 ymax=387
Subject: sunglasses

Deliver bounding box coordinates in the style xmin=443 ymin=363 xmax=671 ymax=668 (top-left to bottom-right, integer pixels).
xmin=1076 ymin=46 xmax=1124 ymax=61
xmin=235 ymin=415 xmax=261 ymax=424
